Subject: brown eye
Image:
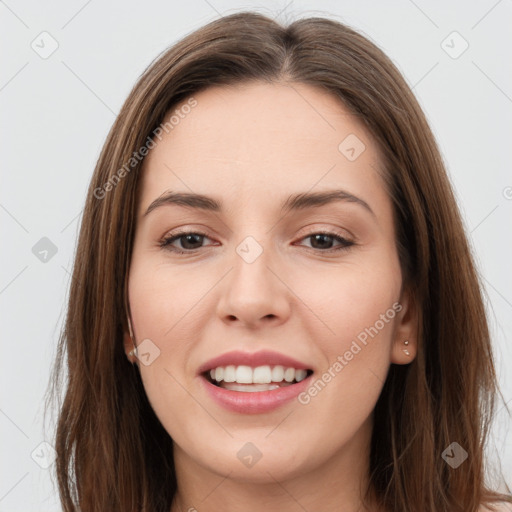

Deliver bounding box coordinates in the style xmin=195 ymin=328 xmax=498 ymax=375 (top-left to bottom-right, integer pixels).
xmin=160 ymin=231 xmax=211 ymax=253
xmin=300 ymin=232 xmax=354 ymax=252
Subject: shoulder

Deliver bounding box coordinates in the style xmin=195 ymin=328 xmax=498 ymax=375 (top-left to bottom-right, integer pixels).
xmin=478 ymin=502 xmax=512 ymax=512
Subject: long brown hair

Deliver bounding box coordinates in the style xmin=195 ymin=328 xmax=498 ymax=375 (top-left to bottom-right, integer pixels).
xmin=47 ymin=11 xmax=512 ymax=511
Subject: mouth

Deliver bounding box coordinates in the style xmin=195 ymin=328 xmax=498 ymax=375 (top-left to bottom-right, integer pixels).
xmin=202 ymin=365 xmax=314 ymax=392
xmin=197 ymin=350 xmax=315 ymax=413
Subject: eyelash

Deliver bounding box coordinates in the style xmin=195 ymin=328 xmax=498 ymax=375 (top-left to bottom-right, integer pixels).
xmin=159 ymin=229 xmax=355 ymax=255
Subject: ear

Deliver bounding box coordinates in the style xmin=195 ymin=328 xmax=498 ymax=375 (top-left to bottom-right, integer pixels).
xmin=390 ymin=286 xmax=418 ymax=365
xmin=123 ymin=316 xmax=138 ymax=364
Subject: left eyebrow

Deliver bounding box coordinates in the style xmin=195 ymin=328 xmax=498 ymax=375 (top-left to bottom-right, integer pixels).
xmin=143 ymin=189 xmax=375 ymax=217
xmin=280 ymin=189 xmax=375 ymax=217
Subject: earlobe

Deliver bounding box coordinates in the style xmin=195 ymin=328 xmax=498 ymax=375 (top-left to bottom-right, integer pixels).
xmin=391 ymin=339 xmax=416 ymax=364
xmin=390 ymin=288 xmax=418 ymax=365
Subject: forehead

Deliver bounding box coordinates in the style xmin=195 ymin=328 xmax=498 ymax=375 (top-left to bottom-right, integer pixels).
xmin=138 ymin=81 xmax=387 ymax=215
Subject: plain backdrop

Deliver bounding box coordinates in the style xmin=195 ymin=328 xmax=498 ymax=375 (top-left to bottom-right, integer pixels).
xmin=1 ymin=0 xmax=511 ymax=509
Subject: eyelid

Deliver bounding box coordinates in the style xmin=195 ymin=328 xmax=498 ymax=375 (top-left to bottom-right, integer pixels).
xmin=295 ymin=223 xmax=355 ymax=242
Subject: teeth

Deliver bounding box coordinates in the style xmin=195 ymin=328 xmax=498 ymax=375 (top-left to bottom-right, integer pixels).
xmin=295 ymin=369 xmax=307 ymax=382
xmin=253 ymin=366 xmax=271 ymax=384
xmin=235 ymin=365 xmax=253 ymax=384
xmin=207 ymin=365 xmax=310 ymax=385
xmin=224 ymin=365 xmax=236 ymax=382
xmin=271 ymin=365 xmax=284 ymax=382
xmin=284 ymin=367 xmax=295 ymax=382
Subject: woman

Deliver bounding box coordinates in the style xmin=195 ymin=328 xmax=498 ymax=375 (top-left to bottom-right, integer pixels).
xmin=49 ymin=11 xmax=512 ymax=512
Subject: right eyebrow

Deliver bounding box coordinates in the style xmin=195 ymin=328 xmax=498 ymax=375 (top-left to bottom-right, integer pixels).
xmin=144 ymin=192 xmax=220 ymax=217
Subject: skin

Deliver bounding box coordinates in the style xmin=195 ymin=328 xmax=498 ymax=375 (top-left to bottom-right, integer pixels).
xmin=124 ymin=81 xmax=418 ymax=512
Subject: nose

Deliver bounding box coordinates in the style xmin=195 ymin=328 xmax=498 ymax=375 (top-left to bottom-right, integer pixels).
xmin=216 ymin=243 xmax=291 ymax=329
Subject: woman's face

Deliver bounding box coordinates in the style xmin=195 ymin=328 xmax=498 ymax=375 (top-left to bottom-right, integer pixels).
xmin=126 ymin=82 xmax=416 ymax=484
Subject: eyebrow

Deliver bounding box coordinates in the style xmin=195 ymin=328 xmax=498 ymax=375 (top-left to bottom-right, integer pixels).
xmin=144 ymin=189 xmax=375 ymax=217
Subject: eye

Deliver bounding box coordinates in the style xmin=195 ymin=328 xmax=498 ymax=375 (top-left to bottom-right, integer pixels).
xmin=159 ymin=230 xmax=213 ymax=254
xmin=297 ymin=231 xmax=354 ymax=252
xmin=159 ymin=229 xmax=355 ymax=254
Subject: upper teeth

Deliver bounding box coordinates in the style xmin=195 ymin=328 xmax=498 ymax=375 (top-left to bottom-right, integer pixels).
xmin=209 ymin=365 xmax=308 ymax=384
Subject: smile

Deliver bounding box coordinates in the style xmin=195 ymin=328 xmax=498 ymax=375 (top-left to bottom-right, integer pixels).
xmin=197 ymin=350 xmax=315 ymax=414
xmin=206 ymin=365 xmax=312 ymax=391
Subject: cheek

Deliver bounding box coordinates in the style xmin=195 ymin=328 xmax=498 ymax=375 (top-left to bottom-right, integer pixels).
xmin=293 ymin=291 xmax=399 ymax=458
xmin=126 ymin=259 xmax=197 ymax=395
xmin=292 ymin=262 xmax=401 ymax=418
xmin=292 ymin=256 xmax=401 ymax=341
xmin=128 ymin=256 xmax=208 ymax=342
xmin=127 ymin=262 xmax=199 ymax=439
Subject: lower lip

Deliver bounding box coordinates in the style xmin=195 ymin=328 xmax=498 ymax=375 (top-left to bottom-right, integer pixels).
xmin=200 ymin=374 xmax=313 ymax=414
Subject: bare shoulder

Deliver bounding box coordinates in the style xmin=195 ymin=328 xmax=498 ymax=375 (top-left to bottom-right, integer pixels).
xmin=478 ymin=502 xmax=512 ymax=512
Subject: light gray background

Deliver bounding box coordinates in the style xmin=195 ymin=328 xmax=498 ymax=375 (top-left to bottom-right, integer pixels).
xmin=1 ymin=0 xmax=511 ymax=509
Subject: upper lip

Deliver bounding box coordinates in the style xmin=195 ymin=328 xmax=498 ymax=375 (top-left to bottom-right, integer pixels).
xmin=197 ymin=350 xmax=312 ymax=375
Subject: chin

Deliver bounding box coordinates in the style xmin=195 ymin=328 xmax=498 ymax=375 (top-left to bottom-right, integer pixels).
xmin=190 ymin=436 xmax=315 ymax=483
